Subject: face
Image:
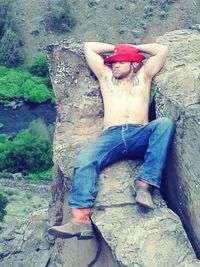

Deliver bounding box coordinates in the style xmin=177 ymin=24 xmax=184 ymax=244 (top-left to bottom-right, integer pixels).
xmin=112 ymin=61 xmax=133 ymax=79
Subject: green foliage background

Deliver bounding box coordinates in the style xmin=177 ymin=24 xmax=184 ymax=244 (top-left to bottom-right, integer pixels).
xmin=0 ymin=0 xmax=24 ymax=67
xmin=0 ymin=193 xmax=8 ymax=224
xmin=0 ymin=119 xmax=53 ymax=177
xmin=0 ymin=55 xmax=55 ymax=103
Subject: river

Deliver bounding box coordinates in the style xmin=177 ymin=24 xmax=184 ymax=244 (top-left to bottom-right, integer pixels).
xmin=0 ymin=102 xmax=56 ymax=134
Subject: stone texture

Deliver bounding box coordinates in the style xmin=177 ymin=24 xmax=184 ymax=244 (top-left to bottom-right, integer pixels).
xmin=0 ymin=209 xmax=51 ymax=267
xmin=46 ymin=35 xmax=200 ymax=266
xmin=155 ymin=28 xmax=200 ymax=258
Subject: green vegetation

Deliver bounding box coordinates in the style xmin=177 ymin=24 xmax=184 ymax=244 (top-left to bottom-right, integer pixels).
xmin=0 ymin=193 xmax=8 ymax=224
xmin=29 ymin=54 xmax=49 ymax=77
xmin=0 ymin=0 xmax=24 ymax=67
xmin=0 ymin=63 xmax=55 ymax=103
xmin=46 ymin=0 xmax=76 ymax=33
xmin=0 ymin=28 xmax=24 ymax=67
xmin=0 ymin=119 xmax=53 ymax=176
xmin=192 ymin=4 xmax=200 ymax=24
xmin=26 ymin=168 xmax=53 ymax=182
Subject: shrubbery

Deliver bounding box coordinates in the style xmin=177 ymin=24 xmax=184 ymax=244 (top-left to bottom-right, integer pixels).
xmin=0 ymin=64 xmax=55 ymax=103
xmin=0 ymin=28 xmax=24 ymax=67
xmin=28 ymin=54 xmax=52 ymax=88
xmin=0 ymin=119 xmax=53 ymax=175
xmin=0 ymin=193 xmax=8 ymax=223
xmin=46 ymin=0 xmax=76 ymax=33
xmin=192 ymin=4 xmax=200 ymax=24
xmin=29 ymin=54 xmax=49 ymax=77
xmin=0 ymin=0 xmax=24 ymax=67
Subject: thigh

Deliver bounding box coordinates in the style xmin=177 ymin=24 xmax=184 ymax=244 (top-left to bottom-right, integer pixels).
xmin=75 ymin=127 xmax=125 ymax=170
xmin=125 ymin=125 xmax=151 ymax=158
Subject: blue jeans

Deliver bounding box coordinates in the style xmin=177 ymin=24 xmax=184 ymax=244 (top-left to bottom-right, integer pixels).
xmin=68 ymin=117 xmax=175 ymax=208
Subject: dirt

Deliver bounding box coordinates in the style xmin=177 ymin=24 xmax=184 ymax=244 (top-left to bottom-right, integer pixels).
xmin=14 ymin=0 xmax=199 ymax=62
xmin=0 ymin=178 xmax=51 ymax=230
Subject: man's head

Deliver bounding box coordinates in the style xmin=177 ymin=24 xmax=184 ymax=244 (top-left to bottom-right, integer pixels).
xmin=112 ymin=61 xmax=137 ymax=79
xmin=104 ymin=44 xmax=145 ymax=79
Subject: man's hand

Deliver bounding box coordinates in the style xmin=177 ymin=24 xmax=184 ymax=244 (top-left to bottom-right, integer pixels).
xmin=84 ymin=42 xmax=115 ymax=80
xmin=135 ymin=43 xmax=169 ymax=79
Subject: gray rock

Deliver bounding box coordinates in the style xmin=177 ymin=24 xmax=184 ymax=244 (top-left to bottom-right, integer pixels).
xmin=155 ymin=28 xmax=200 ymax=258
xmin=46 ymin=35 xmax=200 ymax=266
xmin=0 ymin=209 xmax=51 ymax=267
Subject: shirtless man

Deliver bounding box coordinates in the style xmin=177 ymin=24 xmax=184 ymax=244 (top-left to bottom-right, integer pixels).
xmin=48 ymin=42 xmax=175 ymax=240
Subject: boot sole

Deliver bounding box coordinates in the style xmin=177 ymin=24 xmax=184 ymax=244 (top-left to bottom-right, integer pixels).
xmin=48 ymin=228 xmax=94 ymax=240
xmin=135 ymin=194 xmax=155 ymax=209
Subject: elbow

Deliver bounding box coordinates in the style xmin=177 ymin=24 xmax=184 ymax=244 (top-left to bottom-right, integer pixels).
xmin=83 ymin=42 xmax=88 ymax=50
xmin=84 ymin=42 xmax=92 ymax=49
xmin=162 ymin=45 xmax=169 ymax=56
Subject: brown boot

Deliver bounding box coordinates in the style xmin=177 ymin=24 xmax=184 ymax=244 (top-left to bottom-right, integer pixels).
xmin=48 ymin=208 xmax=94 ymax=240
xmin=133 ymin=180 xmax=155 ymax=209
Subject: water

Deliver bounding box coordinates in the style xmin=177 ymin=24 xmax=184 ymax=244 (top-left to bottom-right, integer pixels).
xmin=0 ymin=102 xmax=56 ymax=134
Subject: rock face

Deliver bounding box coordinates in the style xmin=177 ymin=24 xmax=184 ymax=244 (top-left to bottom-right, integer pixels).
xmin=47 ymin=31 xmax=200 ymax=267
xmin=0 ymin=209 xmax=51 ymax=267
xmin=155 ymin=28 xmax=200 ymax=258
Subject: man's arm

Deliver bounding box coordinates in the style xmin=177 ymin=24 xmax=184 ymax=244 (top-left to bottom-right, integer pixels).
xmin=84 ymin=42 xmax=115 ymax=79
xmin=135 ymin=43 xmax=169 ymax=79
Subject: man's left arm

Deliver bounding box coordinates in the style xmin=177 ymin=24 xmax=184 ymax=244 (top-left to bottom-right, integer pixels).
xmin=135 ymin=43 xmax=169 ymax=79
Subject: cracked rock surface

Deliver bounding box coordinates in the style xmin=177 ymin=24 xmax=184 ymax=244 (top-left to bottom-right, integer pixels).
xmin=155 ymin=28 xmax=200 ymax=258
xmin=0 ymin=209 xmax=51 ymax=267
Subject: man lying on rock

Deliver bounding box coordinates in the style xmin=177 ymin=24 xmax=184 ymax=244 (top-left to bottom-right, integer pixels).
xmin=48 ymin=42 xmax=175 ymax=240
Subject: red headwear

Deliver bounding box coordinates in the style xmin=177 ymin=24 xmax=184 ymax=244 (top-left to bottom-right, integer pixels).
xmin=104 ymin=44 xmax=145 ymax=64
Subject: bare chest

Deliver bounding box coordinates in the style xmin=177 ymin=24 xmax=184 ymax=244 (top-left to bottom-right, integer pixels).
xmin=101 ymin=77 xmax=150 ymax=103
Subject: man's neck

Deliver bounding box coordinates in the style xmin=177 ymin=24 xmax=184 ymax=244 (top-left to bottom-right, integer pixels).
xmin=113 ymin=72 xmax=139 ymax=87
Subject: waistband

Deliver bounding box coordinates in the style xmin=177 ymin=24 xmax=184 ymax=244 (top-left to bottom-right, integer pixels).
xmin=103 ymin=123 xmax=144 ymax=132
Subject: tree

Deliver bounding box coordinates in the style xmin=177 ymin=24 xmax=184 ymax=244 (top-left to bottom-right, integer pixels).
xmin=0 ymin=28 xmax=24 ymax=67
xmin=0 ymin=193 xmax=8 ymax=222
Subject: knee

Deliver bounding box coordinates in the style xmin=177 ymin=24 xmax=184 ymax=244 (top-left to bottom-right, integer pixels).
xmin=155 ymin=117 xmax=175 ymax=132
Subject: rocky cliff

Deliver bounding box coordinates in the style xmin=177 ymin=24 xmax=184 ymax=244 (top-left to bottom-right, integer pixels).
xmin=46 ymin=28 xmax=200 ymax=267
xmin=155 ymin=28 xmax=200 ymax=258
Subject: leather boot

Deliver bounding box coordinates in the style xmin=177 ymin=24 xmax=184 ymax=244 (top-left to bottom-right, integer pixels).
xmin=48 ymin=208 xmax=94 ymax=240
xmin=133 ymin=180 xmax=155 ymax=209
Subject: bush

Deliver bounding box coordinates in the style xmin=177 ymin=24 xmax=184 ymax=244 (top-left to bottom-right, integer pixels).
xmin=26 ymin=168 xmax=53 ymax=182
xmin=0 ymin=66 xmax=55 ymax=103
xmin=28 ymin=54 xmax=52 ymax=88
xmin=0 ymin=0 xmax=12 ymax=38
xmin=0 ymin=28 xmax=24 ymax=67
xmin=192 ymin=4 xmax=200 ymax=24
xmin=0 ymin=0 xmax=24 ymax=67
xmin=46 ymin=0 xmax=76 ymax=33
xmin=0 ymin=193 xmax=8 ymax=222
xmin=29 ymin=54 xmax=49 ymax=77
xmin=0 ymin=119 xmax=53 ymax=174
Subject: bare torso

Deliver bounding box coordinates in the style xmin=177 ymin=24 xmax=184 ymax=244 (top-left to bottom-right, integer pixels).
xmin=100 ymin=67 xmax=151 ymax=129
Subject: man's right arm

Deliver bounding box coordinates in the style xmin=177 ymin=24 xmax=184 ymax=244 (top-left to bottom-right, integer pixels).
xmin=84 ymin=42 xmax=115 ymax=80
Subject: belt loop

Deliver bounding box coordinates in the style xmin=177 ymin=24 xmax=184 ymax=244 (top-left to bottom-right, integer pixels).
xmin=122 ymin=124 xmax=128 ymax=131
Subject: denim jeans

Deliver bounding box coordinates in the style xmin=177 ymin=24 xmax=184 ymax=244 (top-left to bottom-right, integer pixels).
xmin=68 ymin=117 xmax=175 ymax=208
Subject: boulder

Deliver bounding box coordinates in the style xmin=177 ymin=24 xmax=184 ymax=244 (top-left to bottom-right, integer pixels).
xmin=0 ymin=209 xmax=51 ymax=267
xmin=155 ymin=28 xmax=200 ymax=258
xmin=47 ymin=34 xmax=200 ymax=266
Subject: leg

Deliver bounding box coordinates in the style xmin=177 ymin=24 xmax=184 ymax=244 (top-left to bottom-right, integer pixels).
xmin=125 ymin=118 xmax=175 ymax=208
xmin=48 ymin=127 xmax=126 ymax=239
xmin=137 ymin=117 xmax=175 ymax=188
xmin=68 ymin=127 xmax=126 ymax=208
